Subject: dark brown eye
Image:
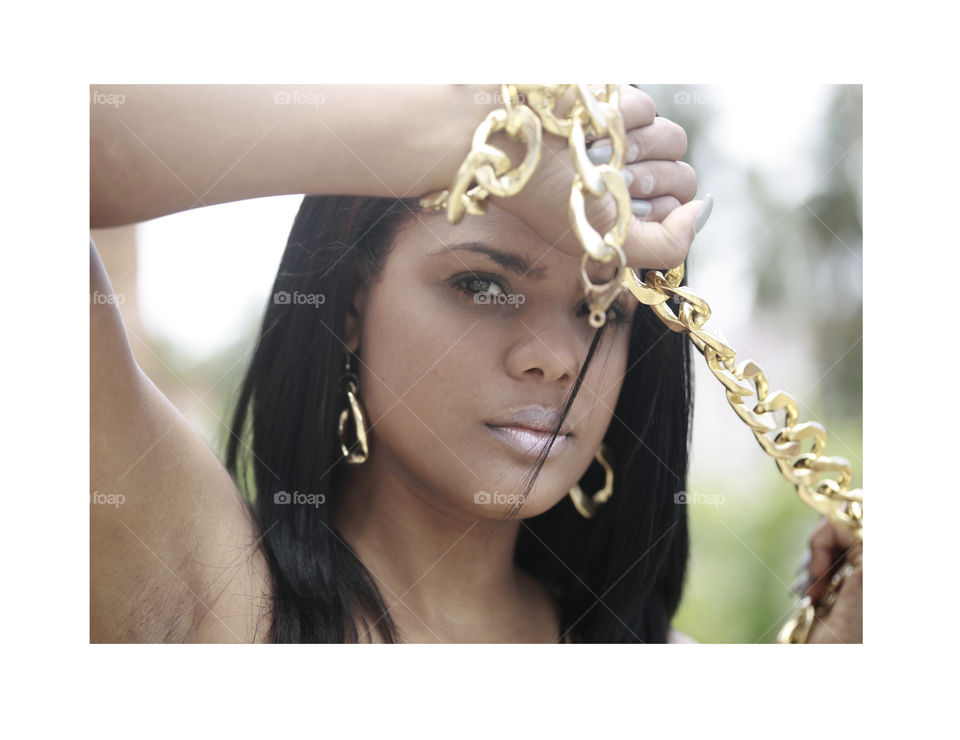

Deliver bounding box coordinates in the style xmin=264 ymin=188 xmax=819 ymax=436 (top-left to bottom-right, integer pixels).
xmin=449 ymin=272 xmax=512 ymax=299
xmin=576 ymin=300 xmax=628 ymax=324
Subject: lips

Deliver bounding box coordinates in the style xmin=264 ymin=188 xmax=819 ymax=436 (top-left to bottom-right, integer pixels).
xmin=484 ymin=405 xmax=572 ymax=459
xmin=485 ymin=405 xmax=572 ymax=436
xmin=485 ymin=424 xmax=571 ymax=458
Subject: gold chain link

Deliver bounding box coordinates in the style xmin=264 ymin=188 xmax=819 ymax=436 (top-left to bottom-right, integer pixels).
xmin=777 ymin=562 xmax=855 ymax=643
xmin=420 ymin=84 xmax=862 ymax=643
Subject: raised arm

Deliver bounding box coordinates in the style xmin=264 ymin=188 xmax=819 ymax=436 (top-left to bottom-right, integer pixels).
xmin=90 ymin=84 xmax=492 ymax=227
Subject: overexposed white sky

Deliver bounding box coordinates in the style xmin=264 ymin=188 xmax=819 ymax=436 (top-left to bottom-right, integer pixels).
xmin=713 ymin=83 xmax=827 ymax=190
xmin=136 ymin=195 xmax=303 ymax=357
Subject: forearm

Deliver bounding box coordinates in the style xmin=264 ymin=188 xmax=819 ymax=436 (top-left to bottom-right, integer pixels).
xmin=90 ymin=84 xmax=495 ymax=227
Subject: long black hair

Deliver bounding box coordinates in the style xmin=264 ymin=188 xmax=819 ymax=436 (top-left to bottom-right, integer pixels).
xmin=226 ymin=194 xmax=693 ymax=643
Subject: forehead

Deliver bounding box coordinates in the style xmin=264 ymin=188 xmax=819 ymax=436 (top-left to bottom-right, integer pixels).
xmin=394 ymin=204 xmax=622 ymax=286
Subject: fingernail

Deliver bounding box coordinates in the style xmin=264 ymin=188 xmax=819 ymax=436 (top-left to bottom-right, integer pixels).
xmin=587 ymin=144 xmax=612 ymax=165
xmin=621 ymin=169 xmax=634 ymax=187
xmin=631 ymin=199 xmax=652 ymax=217
xmin=790 ymin=573 xmax=809 ymax=597
xmin=694 ymin=193 xmax=714 ymax=233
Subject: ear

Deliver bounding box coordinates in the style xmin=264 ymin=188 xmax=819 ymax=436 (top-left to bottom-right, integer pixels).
xmin=344 ymin=281 xmax=369 ymax=355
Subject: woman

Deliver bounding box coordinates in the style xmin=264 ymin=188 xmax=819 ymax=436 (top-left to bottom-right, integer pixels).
xmin=90 ymin=84 xmax=861 ymax=643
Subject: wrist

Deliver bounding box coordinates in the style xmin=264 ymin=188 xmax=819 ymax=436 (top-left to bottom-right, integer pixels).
xmin=405 ymin=84 xmax=502 ymax=197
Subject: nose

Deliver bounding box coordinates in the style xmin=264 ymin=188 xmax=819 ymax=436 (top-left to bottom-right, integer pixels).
xmin=504 ymin=312 xmax=583 ymax=385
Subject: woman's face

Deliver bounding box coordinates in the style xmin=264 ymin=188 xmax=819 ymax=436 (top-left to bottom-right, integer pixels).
xmin=348 ymin=203 xmax=638 ymax=519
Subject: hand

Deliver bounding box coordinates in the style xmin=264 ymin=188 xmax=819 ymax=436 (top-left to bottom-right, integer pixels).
xmin=487 ymin=84 xmax=705 ymax=270
xmin=802 ymin=516 xmax=863 ymax=644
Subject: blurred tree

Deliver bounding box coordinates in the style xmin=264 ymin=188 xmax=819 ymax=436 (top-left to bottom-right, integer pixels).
xmin=749 ymin=85 xmax=862 ymax=419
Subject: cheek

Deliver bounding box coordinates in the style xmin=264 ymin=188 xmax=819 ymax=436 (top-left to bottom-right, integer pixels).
xmin=359 ymin=284 xmax=492 ymax=417
xmin=596 ymin=343 xmax=628 ymax=408
xmin=566 ymin=331 xmax=629 ymax=445
xmin=353 ymin=282 xmax=496 ymax=485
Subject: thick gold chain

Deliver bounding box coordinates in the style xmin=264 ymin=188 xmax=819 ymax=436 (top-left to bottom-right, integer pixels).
xmin=420 ymin=84 xmax=862 ymax=643
xmin=421 ymin=84 xmax=632 ymax=328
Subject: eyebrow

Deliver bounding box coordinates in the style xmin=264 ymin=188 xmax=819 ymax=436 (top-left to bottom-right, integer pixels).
xmin=429 ymin=242 xmax=548 ymax=281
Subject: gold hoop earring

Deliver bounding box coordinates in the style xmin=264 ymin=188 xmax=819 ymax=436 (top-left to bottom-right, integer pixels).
xmin=568 ymin=443 xmax=614 ymax=518
xmin=337 ymin=352 xmax=369 ymax=464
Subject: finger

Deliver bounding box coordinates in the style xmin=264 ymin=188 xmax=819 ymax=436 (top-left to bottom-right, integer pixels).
xmin=623 ymin=198 xmax=705 ymax=269
xmin=615 ymin=84 xmax=657 ymax=131
xmin=625 ymin=160 xmax=698 ymax=204
xmin=806 ymin=516 xmax=863 ymax=603
xmin=807 ymin=517 xmax=839 ymax=602
xmin=580 ymin=190 xmax=705 ymax=267
xmin=628 ymin=117 xmax=688 ymax=162
xmin=633 ymin=191 xmax=711 ymax=228
xmin=588 ymin=117 xmax=689 ymax=165
xmin=806 ymin=563 xmax=863 ymax=643
xmin=810 ymin=516 xmax=862 ymax=569
xmin=630 ymin=195 xmax=681 ymax=223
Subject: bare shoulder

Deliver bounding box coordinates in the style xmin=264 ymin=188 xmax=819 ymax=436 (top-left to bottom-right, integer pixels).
xmin=667 ymin=627 xmax=699 ymax=644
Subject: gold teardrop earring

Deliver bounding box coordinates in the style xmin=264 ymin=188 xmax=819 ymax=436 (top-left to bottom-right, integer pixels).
xmin=337 ymin=351 xmax=369 ymax=464
xmin=568 ymin=442 xmax=614 ymax=518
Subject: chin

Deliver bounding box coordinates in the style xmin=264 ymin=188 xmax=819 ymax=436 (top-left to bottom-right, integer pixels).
xmin=464 ymin=481 xmax=567 ymax=520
